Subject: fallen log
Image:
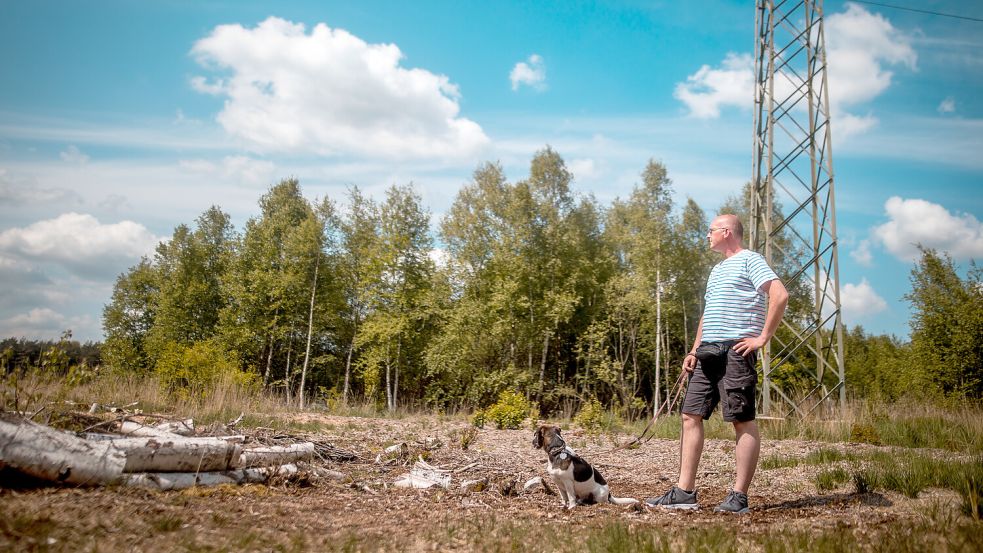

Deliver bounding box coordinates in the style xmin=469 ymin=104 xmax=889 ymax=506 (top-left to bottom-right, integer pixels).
xmin=105 ymin=436 xmax=243 ymax=473
xmin=0 ymin=417 xmax=125 ymax=485
xmin=120 ymin=463 xmax=299 ymax=491
xmin=238 ymin=443 xmax=315 ymax=467
xmin=119 ymin=421 xmax=183 ymax=439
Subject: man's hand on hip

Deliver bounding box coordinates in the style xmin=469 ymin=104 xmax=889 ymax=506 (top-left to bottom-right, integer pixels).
xmin=733 ymin=335 xmax=767 ymax=356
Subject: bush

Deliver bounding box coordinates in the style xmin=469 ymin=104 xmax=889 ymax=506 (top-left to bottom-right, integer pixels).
xmin=154 ymin=339 xmax=256 ymax=400
xmin=574 ymin=398 xmax=605 ymax=433
xmin=485 ymin=390 xmax=532 ymax=430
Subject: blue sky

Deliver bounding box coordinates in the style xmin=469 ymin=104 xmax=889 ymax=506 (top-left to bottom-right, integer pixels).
xmin=1 ymin=0 xmax=981 ymax=342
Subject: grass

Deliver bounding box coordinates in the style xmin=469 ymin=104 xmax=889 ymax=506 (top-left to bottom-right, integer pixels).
xmin=424 ymin=514 xmax=983 ymax=553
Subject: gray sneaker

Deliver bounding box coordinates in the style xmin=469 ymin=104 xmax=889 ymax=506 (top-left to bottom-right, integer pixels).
xmin=713 ymin=490 xmax=749 ymax=514
xmin=644 ymin=486 xmax=699 ymax=510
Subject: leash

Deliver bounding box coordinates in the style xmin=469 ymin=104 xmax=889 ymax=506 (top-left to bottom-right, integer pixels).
xmin=602 ymin=368 xmax=688 ymax=454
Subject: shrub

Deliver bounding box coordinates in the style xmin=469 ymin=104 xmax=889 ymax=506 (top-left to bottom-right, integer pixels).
xmin=154 ymin=339 xmax=256 ymax=400
xmin=574 ymin=398 xmax=605 ymax=433
xmin=485 ymin=390 xmax=531 ymax=430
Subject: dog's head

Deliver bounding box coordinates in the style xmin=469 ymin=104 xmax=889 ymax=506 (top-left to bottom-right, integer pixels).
xmin=532 ymin=424 xmax=565 ymax=452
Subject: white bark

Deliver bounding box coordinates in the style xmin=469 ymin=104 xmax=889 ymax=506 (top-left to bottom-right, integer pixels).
xmin=106 ymin=436 xmax=243 ymax=473
xmin=121 ymin=464 xmax=299 ymax=491
xmin=238 ymin=443 xmax=315 ymax=468
xmin=300 ymin=251 xmax=319 ymax=409
xmin=119 ymin=420 xmax=191 ymax=438
xmin=0 ymin=418 xmax=125 ymax=485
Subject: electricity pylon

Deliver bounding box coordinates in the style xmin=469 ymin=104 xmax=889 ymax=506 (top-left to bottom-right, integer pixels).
xmin=751 ymin=0 xmax=846 ymax=417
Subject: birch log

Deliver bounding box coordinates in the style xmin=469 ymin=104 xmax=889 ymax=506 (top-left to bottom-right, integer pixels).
xmin=106 ymin=436 xmax=243 ymax=472
xmin=118 ymin=421 xmax=182 ymax=439
xmin=237 ymin=443 xmax=315 ymax=467
xmin=0 ymin=417 xmax=125 ymax=485
xmin=121 ymin=464 xmax=299 ymax=491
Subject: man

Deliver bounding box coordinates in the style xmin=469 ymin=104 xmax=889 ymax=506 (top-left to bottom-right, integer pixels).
xmin=646 ymin=213 xmax=788 ymax=514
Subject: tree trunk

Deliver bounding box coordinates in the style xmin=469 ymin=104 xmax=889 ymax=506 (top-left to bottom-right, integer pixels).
xmin=393 ymin=335 xmax=401 ymax=411
xmin=263 ymin=331 xmax=275 ymax=387
xmin=538 ymin=331 xmax=550 ymax=396
xmin=343 ymin=313 xmax=358 ymax=404
xmin=284 ymin=329 xmax=294 ymax=404
xmin=300 ymin=252 xmax=320 ymax=409
xmin=0 ymin=417 xmax=125 ymax=485
xmin=121 ymin=464 xmax=298 ymax=491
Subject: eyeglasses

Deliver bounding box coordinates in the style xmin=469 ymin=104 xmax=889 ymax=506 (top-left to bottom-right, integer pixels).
xmin=707 ymin=227 xmax=729 ymax=234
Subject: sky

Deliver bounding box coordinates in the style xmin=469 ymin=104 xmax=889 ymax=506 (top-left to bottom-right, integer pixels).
xmin=1 ymin=0 xmax=981 ymax=343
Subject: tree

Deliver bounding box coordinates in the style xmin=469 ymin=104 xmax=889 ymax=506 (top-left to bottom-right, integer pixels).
xmin=102 ymin=258 xmax=160 ymax=370
xmin=905 ymin=248 xmax=982 ymax=399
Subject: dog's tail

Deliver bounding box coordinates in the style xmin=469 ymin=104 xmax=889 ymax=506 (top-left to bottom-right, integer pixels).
xmin=608 ymin=496 xmax=639 ymax=505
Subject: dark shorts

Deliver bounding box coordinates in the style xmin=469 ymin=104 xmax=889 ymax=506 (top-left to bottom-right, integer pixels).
xmin=681 ymin=341 xmax=758 ymax=422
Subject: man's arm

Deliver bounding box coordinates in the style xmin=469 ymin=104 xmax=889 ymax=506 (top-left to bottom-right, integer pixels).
xmin=682 ymin=316 xmax=705 ymax=373
xmin=733 ymin=279 xmax=789 ymax=356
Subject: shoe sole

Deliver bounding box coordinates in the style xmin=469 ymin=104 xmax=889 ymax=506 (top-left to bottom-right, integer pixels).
xmin=713 ymin=507 xmax=749 ymax=514
xmin=645 ymin=503 xmax=700 ymax=510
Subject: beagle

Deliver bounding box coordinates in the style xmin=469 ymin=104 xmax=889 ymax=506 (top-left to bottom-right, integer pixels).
xmin=532 ymin=424 xmax=638 ymax=509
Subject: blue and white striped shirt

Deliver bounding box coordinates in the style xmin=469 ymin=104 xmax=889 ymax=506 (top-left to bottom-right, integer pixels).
xmin=700 ymin=249 xmax=779 ymax=343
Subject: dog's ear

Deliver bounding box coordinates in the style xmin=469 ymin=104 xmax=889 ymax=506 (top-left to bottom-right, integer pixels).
xmin=532 ymin=426 xmax=544 ymax=449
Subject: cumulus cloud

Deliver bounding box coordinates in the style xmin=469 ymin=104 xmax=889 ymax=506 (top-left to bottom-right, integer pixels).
xmin=60 ymin=145 xmax=90 ymax=164
xmin=850 ymin=239 xmax=873 ymax=267
xmin=0 ymin=212 xmax=161 ymax=279
xmin=840 ymin=278 xmax=888 ymax=322
xmin=873 ymin=196 xmax=983 ymax=262
xmin=674 ymin=3 xmax=916 ymax=138
xmin=673 ymin=53 xmax=753 ymax=119
xmin=510 ymin=54 xmax=547 ymax=91
xmin=190 ymin=16 xmax=488 ymax=159
xmin=179 ymin=155 xmax=276 ymax=185
xmin=938 ymin=96 xmax=956 ymax=114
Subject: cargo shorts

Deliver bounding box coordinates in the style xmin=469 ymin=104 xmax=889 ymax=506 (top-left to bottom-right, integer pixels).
xmin=681 ymin=340 xmax=758 ymax=422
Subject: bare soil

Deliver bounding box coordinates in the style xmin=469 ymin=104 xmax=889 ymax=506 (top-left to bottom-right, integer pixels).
xmin=0 ymin=413 xmax=967 ymax=552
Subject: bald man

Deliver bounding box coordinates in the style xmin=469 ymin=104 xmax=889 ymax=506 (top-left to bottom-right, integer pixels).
xmin=646 ymin=214 xmax=788 ymax=514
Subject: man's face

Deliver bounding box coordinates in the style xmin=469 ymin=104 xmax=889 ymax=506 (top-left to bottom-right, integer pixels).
xmin=707 ymin=219 xmax=729 ymax=251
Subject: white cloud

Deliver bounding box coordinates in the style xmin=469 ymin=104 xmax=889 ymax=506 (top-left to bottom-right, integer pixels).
xmin=0 ymin=168 xmax=81 ymax=205
xmin=873 ymin=196 xmax=983 ymax=262
xmin=840 ymin=278 xmax=888 ymax=322
xmin=0 ymin=213 xmax=161 ymax=279
xmin=59 ymin=144 xmax=90 ymax=164
xmin=938 ymin=96 xmax=956 ymax=114
xmin=179 ymin=155 xmax=276 ymax=185
xmin=850 ymin=239 xmax=873 ymax=267
xmin=673 ymin=53 xmax=753 ymax=119
xmin=825 ymin=4 xmax=916 ymax=105
xmin=568 ymin=158 xmax=598 ymax=180
xmin=190 ymin=16 xmax=488 ymax=159
xmin=674 ymin=3 xmax=916 ymax=138
xmin=510 ymin=54 xmax=547 ymax=91
xmin=0 ymin=307 xmax=98 ymax=342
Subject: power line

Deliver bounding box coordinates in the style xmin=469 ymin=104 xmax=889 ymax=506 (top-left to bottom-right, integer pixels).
xmin=851 ymin=0 xmax=983 ymax=23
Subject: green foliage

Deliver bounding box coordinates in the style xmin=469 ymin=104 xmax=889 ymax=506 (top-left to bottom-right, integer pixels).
xmin=905 ymin=249 xmax=983 ymax=400
xmin=485 ymin=390 xmax=532 ymax=429
xmin=469 ymin=409 xmax=487 ymax=429
xmin=154 ymin=339 xmax=256 ymax=400
xmin=814 ymin=467 xmax=850 ymax=492
xmin=573 ymin=397 xmax=606 ymax=433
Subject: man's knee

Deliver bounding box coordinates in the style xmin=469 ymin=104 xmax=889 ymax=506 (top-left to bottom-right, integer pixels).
xmin=682 ymin=412 xmax=703 ymax=427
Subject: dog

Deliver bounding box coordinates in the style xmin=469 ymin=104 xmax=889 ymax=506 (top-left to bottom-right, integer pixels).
xmin=532 ymin=424 xmax=639 ymax=509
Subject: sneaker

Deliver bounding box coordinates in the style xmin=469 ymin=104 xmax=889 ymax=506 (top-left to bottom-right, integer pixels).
xmin=713 ymin=490 xmax=750 ymax=514
xmin=644 ymin=486 xmax=699 ymax=510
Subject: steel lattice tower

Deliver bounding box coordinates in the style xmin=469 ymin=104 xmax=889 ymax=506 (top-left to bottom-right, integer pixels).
xmin=752 ymin=0 xmax=846 ymax=417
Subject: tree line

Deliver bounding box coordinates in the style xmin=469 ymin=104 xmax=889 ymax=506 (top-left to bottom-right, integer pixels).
xmin=81 ymin=148 xmax=979 ymax=410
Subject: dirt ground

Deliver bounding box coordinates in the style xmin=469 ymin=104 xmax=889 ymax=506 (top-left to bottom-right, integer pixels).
xmin=0 ymin=413 xmax=969 ymax=552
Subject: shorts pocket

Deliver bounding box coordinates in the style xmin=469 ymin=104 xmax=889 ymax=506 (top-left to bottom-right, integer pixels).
xmin=725 ymin=386 xmax=755 ymax=421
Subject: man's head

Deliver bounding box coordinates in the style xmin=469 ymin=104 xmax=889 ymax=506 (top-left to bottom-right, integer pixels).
xmin=707 ymin=214 xmax=744 ymax=253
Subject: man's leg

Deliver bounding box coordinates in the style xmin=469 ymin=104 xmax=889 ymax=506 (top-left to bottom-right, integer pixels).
xmin=732 ymin=419 xmax=760 ymax=494
xmin=677 ymin=413 xmax=705 ymax=491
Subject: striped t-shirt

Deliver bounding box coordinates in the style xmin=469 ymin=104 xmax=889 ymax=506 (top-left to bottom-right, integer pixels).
xmin=700 ymin=249 xmax=779 ymax=343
